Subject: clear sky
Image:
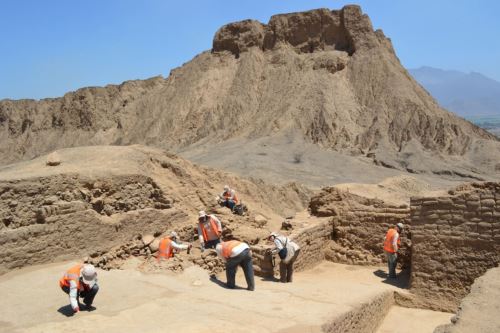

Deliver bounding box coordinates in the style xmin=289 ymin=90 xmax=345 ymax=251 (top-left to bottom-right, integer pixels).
xmin=1 ymin=0 xmax=499 ymax=100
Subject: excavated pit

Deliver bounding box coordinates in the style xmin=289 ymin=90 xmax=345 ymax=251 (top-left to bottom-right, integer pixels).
xmin=1 ymin=147 xmax=499 ymax=332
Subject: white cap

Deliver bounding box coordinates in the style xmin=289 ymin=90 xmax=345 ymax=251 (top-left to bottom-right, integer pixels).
xmin=396 ymin=223 xmax=404 ymax=230
xmin=81 ymin=264 xmax=97 ymax=287
xmin=199 ymin=210 xmax=207 ymax=218
xmin=170 ymin=231 xmax=178 ymax=239
xmin=224 ymin=185 xmax=229 ymax=191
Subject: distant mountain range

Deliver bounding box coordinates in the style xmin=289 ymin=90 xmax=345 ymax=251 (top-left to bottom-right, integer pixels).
xmin=409 ymin=66 xmax=500 ymax=117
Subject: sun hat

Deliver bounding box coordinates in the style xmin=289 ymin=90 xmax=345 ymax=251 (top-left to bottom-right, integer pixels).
xmin=81 ymin=264 xmax=97 ymax=287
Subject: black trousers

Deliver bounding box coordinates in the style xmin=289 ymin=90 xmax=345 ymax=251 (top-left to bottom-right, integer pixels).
xmin=279 ymin=249 xmax=300 ymax=283
xmin=61 ymin=284 xmax=99 ymax=306
xmin=205 ymin=238 xmax=221 ymax=249
xmin=226 ymin=248 xmax=255 ymax=290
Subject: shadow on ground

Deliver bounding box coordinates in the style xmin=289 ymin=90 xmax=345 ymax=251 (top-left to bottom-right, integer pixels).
xmin=209 ymin=275 xmax=246 ymax=290
xmin=57 ymin=305 xmax=74 ymax=317
xmin=373 ymin=269 xmax=410 ymax=289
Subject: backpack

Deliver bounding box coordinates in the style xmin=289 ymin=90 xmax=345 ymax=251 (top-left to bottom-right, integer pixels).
xmin=277 ymin=237 xmax=288 ymax=260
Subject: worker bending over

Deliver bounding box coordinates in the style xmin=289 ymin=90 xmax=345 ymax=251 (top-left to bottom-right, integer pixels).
xmin=216 ymin=240 xmax=255 ymax=291
xmin=157 ymin=231 xmax=192 ymax=261
xmin=59 ymin=263 xmax=99 ymax=314
xmin=268 ymin=232 xmax=301 ymax=283
xmin=197 ymin=210 xmax=222 ymax=250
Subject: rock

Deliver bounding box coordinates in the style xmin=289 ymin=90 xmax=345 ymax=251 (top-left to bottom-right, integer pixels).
xmin=141 ymin=234 xmax=155 ymax=246
xmin=149 ymin=239 xmax=160 ymax=253
xmin=254 ymin=214 xmax=268 ymax=226
xmin=43 ymin=196 xmax=59 ymax=205
xmin=46 ymin=152 xmax=61 ymax=166
xmin=281 ymin=220 xmax=293 ymax=230
xmin=192 ymin=279 xmax=203 ymax=286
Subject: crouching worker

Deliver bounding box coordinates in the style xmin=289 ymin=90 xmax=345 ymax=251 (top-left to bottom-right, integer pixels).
xmin=216 ymin=240 xmax=255 ymax=291
xmin=59 ymin=264 xmax=98 ymax=314
xmin=268 ymin=232 xmax=301 ymax=283
xmin=219 ymin=185 xmax=239 ymax=211
xmin=157 ymin=231 xmax=192 ymax=261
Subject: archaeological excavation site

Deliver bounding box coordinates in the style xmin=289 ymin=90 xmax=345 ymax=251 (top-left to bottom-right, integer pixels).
xmin=1 ymin=5 xmax=499 ymax=333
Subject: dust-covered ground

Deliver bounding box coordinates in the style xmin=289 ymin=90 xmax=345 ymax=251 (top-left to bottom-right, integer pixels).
xmin=0 ymin=261 xmax=452 ymax=333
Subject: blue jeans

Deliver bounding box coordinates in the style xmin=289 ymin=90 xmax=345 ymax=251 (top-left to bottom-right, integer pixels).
xmin=386 ymin=252 xmax=397 ymax=278
xmin=223 ymin=200 xmax=236 ymax=211
xmin=225 ymin=248 xmax=255 ymax=290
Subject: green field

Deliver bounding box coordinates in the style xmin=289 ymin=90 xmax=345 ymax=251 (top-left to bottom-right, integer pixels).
xmin=465 ymin=115 xmax=500 ymax=137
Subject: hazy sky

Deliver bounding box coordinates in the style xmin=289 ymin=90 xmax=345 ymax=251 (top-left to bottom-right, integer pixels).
xmin=1 ymin=0 xmax=499 ymax=100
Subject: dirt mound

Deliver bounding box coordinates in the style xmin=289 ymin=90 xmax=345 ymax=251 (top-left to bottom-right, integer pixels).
xmin=334 ymin=175 xmax=446 ymax=205
xmin=434 ymin=266 xmax=500 ymax=333
xmin=1 ymin=6 xmax=499 ymax=183
xmin=0 ymin=145 xmax=310 ymax=274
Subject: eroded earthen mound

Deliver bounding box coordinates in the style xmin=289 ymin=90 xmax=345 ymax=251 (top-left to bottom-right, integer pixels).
xmin=1 ymin=5 xmax=499 ymax=183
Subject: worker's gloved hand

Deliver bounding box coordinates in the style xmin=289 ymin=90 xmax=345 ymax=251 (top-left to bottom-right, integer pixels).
xmin=73 ymin=306 xmax=80 ymax=313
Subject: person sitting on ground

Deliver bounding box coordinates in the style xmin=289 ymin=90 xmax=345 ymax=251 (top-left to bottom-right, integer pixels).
xmin=215 ymin=240 xmax=255 ymax=291
xmin=157 ymin=231 xmax=192 ymax=261
xmin=197 ymin=210 xmax=222 ymax=251
xmin=219 ymin=185 xmax=239 ymax=211
xmin=59 ymin=263 xmax=99 ymax=314
xmin=383 ymin=222 xmax=404 ymax=278
xmin=267 ymin=232 xmax=301 ymax=283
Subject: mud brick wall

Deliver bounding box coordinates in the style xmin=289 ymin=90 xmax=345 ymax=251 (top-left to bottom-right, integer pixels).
xmin=329 ymin=206 xmax=410 ymax=267
xmin=410 ymin=182 xmax=500 ymax=311
xmin=251 ymin=220 xmax=332 ymax=277
xmin=0 ymin=174 xmax=184 ymax=274
xmin=309 ymin=187 xmax=410 ymax=267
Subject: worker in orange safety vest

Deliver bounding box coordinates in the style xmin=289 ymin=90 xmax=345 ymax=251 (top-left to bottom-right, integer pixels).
xmin=59 ymin=263 xmax=99 ymax=314
xmin=157 ymin=231 xmax=192 ymax=261
xmin=218 ymin=185 xmax=239 ymax=211
xmin=215 ymin=240 xmax=255 ymax=291
xmin=383 ymin=223 xmax=404 ymax=278
xmin=197 ymin=210 xmax=222 ymax=250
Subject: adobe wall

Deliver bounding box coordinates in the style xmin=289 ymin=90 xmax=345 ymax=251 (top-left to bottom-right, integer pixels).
xmin=328 ymin=205 xmax=410 ymax=267
xmin=252 ymin=187 xmax=410 ymax=277
xmin=0 ymin=174 xmax=186 ymax=274
xmin=310 ymin=187 xmax=410 ymax=267
xmin=251 ymin=219 xmax=332 ymax=277
xmin=410 ymin=182 xmax=500 ymax=311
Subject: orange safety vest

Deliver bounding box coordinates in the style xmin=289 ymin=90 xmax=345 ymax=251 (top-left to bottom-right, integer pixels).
xmin=223 ymin=190 xmax=239 ymax=204
xmin=221 ymin=240 xmax=242 ymax=259
xmin=383 ymin=228 xmax=401 ymax=253
xmin=59 ymin=264 xmax=82 ymax=289
xmin=157 ymin=237 xmax=174 ymax=260
xmin=199 ymin=216 xmax=221 ymax=241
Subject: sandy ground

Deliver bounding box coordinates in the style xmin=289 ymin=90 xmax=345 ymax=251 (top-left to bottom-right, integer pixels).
xmin=377 ymin=306 xmax=453 ymax=333
xmin=0 ymin=261 xmax=453 ymax=333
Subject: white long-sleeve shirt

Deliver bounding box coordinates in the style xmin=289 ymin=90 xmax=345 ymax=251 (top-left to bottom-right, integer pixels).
xmin=272 ymin=235 xmax=300 ymax=263
xmin=68 ymin=279 xmax=98 ymax=310
xmin=171 ymin=240 xmax=188 ymax=250
xmin=197 ymin=214 xmax=222 ymax=243
xmin=68 ymin=280 xmax=79 ymax=310
xmin=392 ymin=233 xmax=400 ymax=252
xmin=216 ymin=242 xmax=249 ymax=262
